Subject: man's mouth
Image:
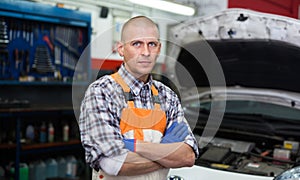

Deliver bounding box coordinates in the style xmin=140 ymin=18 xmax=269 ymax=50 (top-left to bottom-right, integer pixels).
xmin=138 ymin=61 xmax=152 ymax=64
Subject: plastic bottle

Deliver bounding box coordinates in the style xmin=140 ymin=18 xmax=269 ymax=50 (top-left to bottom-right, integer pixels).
xmin=19 ymin=163 xmax=29 ymax=180
xmin=39 ymin=122 xmax=46 ymax=143
xmin=0 ymin=166 xmax=4 ymax=177
xmin=9 ymin=163 xmax=29 ymax=180
xmin=48 ymin=123 xmax=54 ymax=143
xmin=57 ymin=157 xmax=67 ymax=177
xmin=66 ymin=156 xmax=77 ymax=177
xmin=45 ymin=158 xmax=58 ymax=179
xmin=25 ymin=125 xmax=35 ymax=142
xmin=34 ymin=160 xmax=46 ymax=180
xmin=63 ymin=123 xmax=69 ymax=142
xmin=28 ymin=162 xmax=35 ymax=180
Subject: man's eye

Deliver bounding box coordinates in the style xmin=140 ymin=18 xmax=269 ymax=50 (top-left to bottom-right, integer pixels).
xmin=132 ymin=42 xmax=141 ymax=46
xmin=149 ymin=42 xmax=158 ymax=47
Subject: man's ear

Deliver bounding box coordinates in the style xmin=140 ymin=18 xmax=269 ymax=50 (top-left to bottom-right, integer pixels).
xmin=117 ymin=41 xmax=124 ymax=57
xmin=158 ymin=42 xmax=162 ymax=54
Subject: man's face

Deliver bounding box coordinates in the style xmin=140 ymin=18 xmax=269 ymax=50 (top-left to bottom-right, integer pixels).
xmin=118 ymin=25 xmax=161 ymax=80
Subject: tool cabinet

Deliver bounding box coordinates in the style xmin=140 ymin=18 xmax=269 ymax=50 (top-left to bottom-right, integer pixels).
xmin=0 ymin=0 xmax=91 ymax=84
xmin=0 ymin=1 xmax=92 ymax=179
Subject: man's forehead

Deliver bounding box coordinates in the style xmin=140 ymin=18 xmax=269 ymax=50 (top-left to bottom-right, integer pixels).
xmin=125 ymin=37 xmax=159 ymax=43
xmin=122 ymin=22 xmax=159 ymax=42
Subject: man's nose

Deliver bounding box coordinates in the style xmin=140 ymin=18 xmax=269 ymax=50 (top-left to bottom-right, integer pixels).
xmin=141 ymin=44 xmax=150 ymax=56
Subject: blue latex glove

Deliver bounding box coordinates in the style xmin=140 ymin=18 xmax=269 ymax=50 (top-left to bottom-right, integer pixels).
xmin=161 ymin=121 xmax=189 ymax=143
xmin=123 ymin=139 xmax=136 ymax=152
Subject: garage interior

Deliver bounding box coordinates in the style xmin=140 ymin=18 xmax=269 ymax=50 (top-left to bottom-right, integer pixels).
xmin=0 ymin=0 xmax=300 ymax=179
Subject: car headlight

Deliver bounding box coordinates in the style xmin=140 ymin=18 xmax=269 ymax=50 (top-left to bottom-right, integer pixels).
xmin=274 ymin=166 xmax=300 ymax=180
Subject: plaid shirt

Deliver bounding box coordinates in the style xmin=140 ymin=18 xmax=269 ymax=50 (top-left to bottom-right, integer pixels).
xmin=79 ymin=64 xmax=199 ymax=171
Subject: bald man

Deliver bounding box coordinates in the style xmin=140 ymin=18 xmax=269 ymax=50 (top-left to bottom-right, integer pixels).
xmin=79 ymin=16 xmax=199 ymax=180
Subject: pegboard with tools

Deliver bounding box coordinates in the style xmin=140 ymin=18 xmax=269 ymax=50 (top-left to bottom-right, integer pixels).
xmin=0 ymin=0 xmax=91 ymax=84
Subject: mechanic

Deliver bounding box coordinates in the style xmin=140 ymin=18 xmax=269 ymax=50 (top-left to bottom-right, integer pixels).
xmin=78 ymin=16 xmax=199 ymax=180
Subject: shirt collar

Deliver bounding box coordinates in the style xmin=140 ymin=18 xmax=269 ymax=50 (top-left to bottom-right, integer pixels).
xmin=118 ymin=64 xmax=153 ymax=96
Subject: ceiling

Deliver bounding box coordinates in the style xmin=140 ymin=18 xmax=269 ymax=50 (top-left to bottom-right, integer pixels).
xmin=32 ymin=0 xmax=228 ymax=17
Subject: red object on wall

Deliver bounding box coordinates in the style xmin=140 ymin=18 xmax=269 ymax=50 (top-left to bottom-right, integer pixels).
xmin=91 ymin=58 xmax=123 ymax=70
xmin=228 ymin=0 xmax=300 ymax=19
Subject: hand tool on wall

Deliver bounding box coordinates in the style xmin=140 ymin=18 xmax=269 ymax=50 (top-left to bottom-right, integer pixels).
xmin=25 ymin=50 xmax=30 ymax=74
xmin=43 ymin=35 xmax=54 ymax=52
xmin=14 ymin=49 xmax=20 ymax=70
xmin=14 ymin=49 xmax=29 ymax=75
xmin=16 ymin=21 xmax=21 ymax=39
xmin=32 ymin=45 xmax=55 ymax=73
xmin=0 ymin=50 xmax=9 ymax=78
xmin=19 ymin=50 xmax=30 ymax=76
xmin=54 ymin=46 xmax=61 ymax=65
xmin=0 ymin=19 xmax=9 ymax=48
xmin=30 ymin=24 xmax=34 ymax=47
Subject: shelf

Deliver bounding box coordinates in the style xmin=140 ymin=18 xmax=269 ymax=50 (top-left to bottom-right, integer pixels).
xmin=0 ymin=139 xmax=81 ymax=150
xmin=22 ymin=139 xmax=81 ymax=150
xmin=0 ymin=106 xmax=76 ymax=114
xmin=0 ymin=143 xmax=16 ymax=149
xmin=21 ymin=140 xmax=83 ymax=156
xmin=0 ymin=80 xmax=90 ymax=86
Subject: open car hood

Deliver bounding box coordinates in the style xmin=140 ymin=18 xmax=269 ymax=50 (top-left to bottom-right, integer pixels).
xmin=167 ymin=9 xmax=300 ymax=180
xmin=165 ymin=8 xmax=300 ymax=94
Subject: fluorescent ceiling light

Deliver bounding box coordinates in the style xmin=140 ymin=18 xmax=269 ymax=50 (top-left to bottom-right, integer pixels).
xmin=128 ymin=0 xmax=195 ymax=16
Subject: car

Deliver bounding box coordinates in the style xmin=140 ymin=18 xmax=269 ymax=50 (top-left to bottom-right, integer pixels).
xmin=164 ymin=8 xmax=300 ymax=180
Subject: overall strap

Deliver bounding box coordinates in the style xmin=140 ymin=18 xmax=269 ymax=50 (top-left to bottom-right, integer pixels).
xmin=111 ymin=72 xmax=130 ymax=93
xmin=111 ymin=72 xmax=161 ymax=109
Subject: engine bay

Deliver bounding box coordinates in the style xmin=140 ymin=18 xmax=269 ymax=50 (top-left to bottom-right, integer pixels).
xmin=185 ymin=98 xmax=300 ymax=178
xmin=195 ymin=135 xmax=300 ymax=177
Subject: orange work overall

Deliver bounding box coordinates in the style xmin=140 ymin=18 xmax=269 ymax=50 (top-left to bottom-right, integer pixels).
xmin=92 ymin=72 xmax=169 ymax=180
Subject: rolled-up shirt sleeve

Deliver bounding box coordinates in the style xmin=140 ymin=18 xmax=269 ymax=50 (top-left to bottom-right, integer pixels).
xmin=100 ymin=153 xmax=127 ymax=176
xmin=78 ymin=76 xmax=128 ymax=171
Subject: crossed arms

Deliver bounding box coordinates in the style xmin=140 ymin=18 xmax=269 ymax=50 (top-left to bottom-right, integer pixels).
xmin=118 ymin=122 xmax=196 ymax=176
